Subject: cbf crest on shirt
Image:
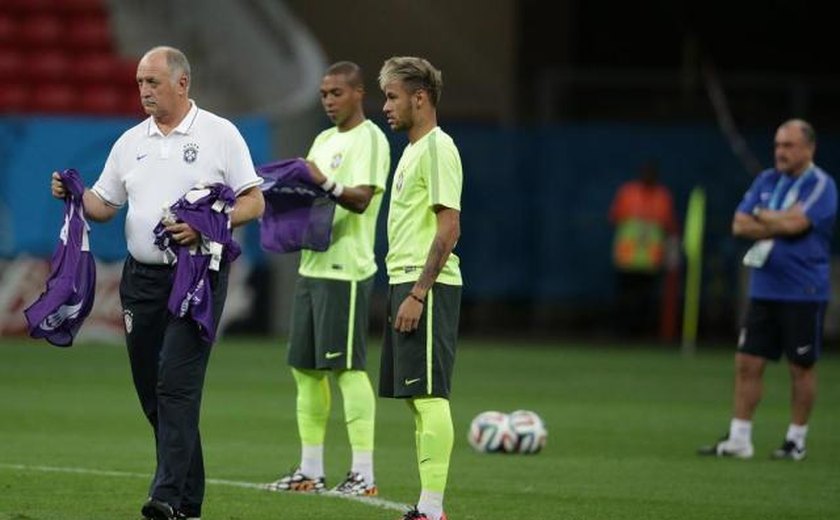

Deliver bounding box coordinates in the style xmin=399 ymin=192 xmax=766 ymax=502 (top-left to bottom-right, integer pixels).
xmin=298 ymin=119 xmax=391 ymax=282
xmin=183 ymin=142 xmax=200 ymax=164
xmin=386 ymin=127 xmax=463 ymax=286
xmin=90 ymin=101 xmax=263 ymax=265
xmin=395 ymin=167 xmax=405 ymax=192
xmin=330 ymin=152 xmax=343 ymax=170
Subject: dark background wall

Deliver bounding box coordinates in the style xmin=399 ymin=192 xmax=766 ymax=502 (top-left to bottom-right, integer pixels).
xmin=518 ymin=0 xmax=840 ymax=127
xmin=285 ymin=0 xmax=518 ymax=122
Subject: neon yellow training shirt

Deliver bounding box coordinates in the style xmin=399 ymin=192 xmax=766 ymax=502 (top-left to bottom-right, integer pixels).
xmin=299 ymin=120 xmax=390 ymax=281
xmin=386 ymin=127 xmax=463 ymax=286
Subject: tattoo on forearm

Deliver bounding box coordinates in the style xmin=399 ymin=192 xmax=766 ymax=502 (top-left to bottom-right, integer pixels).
xmin=416 ymin=236 xmax=450 ymax=292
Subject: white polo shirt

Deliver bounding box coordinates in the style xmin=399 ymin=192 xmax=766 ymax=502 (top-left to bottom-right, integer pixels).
xmin=92 ymin=101 xmax=262 ymax=264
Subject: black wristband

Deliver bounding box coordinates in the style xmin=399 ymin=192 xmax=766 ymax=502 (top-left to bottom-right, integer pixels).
xmin=409 ymin=292 xmax=425 ymax=304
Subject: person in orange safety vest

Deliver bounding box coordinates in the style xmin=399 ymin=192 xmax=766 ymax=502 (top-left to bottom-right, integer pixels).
xmin=609 ymin=160 xmax=679 ymax=339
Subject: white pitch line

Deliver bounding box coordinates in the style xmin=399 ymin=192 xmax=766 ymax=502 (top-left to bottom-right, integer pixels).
xmin=0 ymin=463 xmax=408 ymax=512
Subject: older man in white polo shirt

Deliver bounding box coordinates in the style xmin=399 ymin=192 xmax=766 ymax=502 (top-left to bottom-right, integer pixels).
xmin=51 ymin=46 xmax=264 ymax=520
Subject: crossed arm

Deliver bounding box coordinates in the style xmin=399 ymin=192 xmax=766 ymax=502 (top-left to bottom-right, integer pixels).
xmin=732 ymin=204 xmax=811 ymax=240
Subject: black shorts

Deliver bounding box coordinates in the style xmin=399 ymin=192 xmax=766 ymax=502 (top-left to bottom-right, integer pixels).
xmin=379 ymin=282 xmax=462 ymax=399
xmin=738 ymin=299 xmax=827 ymax=366
xmin=287 ymin=275 xmax=374 ymax=371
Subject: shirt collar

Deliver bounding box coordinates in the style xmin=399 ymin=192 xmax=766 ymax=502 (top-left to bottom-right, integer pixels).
xmin=407 ymin=126 xmax=439 ymax=149
xmin=147 ymin=100 xmax=199 ymax=137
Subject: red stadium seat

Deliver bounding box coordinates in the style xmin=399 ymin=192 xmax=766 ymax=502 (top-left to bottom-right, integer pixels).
xmin=80 ymin=84 xmax=124 ymax=114
xmin=3 ymin=0 xmax=105 ymax=15
xmin=66 ymin=14 xmax=112 ymax=51
xmin=75 ymin=52 xmax=120 ymax=82
xmin=114 ymin=58 xmax=140 ymax=88
xmin=122 ymin=88 xmax=143 ymax=116
xmin=19 ymin=14 xmax=63 ymax=47
xmin=58 ymin=0 xmax=107 ymax=16
xmin=1 ymin=0 xmax=59 ymax=14
xmin=4 ymin=0 xmax=135 ymax=115
xmin=29 ymin=83 xmax=77 ymax=114
xmin=28 ymin=50 xmax=71 ymax=82
xmin=0 ymin=49 xmax=23 ymax=80
xmin=0 ymin=82 xmax=28 ymax=113
xmin=0 ymin=13 xmax=17 ymax=44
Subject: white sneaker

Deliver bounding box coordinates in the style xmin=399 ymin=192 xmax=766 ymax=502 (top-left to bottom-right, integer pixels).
xmin=698 ymin=436 xmax=754 ymax=459
xmin=264 ymin=467 xmax=326 ymax=493
xmin=771 ymin=440 xmax=806 ymax=461
xmin=330 ymin=471 xmax=378 ymax=496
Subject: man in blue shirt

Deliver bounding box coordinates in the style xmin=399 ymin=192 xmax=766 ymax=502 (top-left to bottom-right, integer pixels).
xmin=699 ymin=119 xmax=837 ymax=461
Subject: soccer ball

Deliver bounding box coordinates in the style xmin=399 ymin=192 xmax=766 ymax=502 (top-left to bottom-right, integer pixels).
xmin=467 ymin=411 xmax=516 ymax=453
xmin=508 ymin=409 xmax=548 ymax=454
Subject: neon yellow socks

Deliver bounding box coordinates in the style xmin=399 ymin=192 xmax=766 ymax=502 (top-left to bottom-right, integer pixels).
xmin=409 ymin=396 xmax=453 ymax=519
xmin=292 ymin=368 xmax=329 ymax=477
xmin=292 ymin=368 xmax=377 ymax=481
xmin=337 ymin=369 xmax=376 ymax=482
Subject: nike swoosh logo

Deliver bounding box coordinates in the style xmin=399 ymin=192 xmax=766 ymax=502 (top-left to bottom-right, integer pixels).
xmin=325 ymin=351 xmax=344 ymax=359
xmin=136 ymin=153 xmax=148 ymax=161
xmin=40 ymin=301 xmax=85 ymax=331
xmin=419 ymin=457 xmax=431 ymax=464
xmin=796 ymin=345 xmax=812 ymax=355
xmin=404 ymin=378 xmax=421 ymax=386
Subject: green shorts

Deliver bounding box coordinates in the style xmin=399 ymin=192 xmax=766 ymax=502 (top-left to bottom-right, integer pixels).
xmin=288 ymin=275 xmax=374 ymax=371
xmin=379 ymin=282 xmax=462 ymax=399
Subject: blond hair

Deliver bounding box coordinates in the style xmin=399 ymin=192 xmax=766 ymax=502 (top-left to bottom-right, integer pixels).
xmin=379 ymin=56 xmax=443 ymax=106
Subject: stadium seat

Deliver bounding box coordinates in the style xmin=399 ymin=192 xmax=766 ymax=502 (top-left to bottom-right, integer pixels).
xmin=57 ymin=0 xmax=107 ymax=16
xmin=75 ymin=81 xmax=142 ymax=116
xmin=29 ymin=83 xmax=76 ymax=114
xmin=0 ymin=13 xmax=17 ymax=44
xmin=3 ymin=0 xmax=140 ymax=115
xmin=2 ymin=0 xmax=105 ymax=15
xmin=0 ymin=49 xmax=23 ymax=80
xmin=0 ymin=82 xmax=28 ymax=113
xmin=75 ymin=54 xmax=139 ymax=85
xmin=19 ymin=14 xmax=63 ymax=47
xmin=1 ymin=0 xmax=58 ymax=14
xmin=28 ymin=50 xmax=71 ymax=82
xmin=66 ymin=15 xmax=112 ymax=51
xmin=79 ymin=84 xmax=123 ymax=115
xmin=122 ymin=89 xmax=143 ymax=116
xmin=114 ymin=58 xmax=140 ymax=88
xmin=75 ymin=52 xmax=120 ymax=82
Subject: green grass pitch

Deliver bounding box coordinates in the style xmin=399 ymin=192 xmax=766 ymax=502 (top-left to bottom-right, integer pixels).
xmin=1 ymin=337 xmax=838 ymax=519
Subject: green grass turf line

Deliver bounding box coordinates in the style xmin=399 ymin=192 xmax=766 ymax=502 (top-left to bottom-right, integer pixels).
xmin=1 ymin=337 xmax=838 ymax=519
